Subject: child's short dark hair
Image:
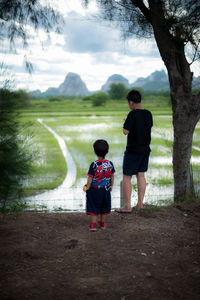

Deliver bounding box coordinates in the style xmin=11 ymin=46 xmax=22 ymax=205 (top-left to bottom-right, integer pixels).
xmin=126 ymin=89 xmax=141 ymax=103
xmin=93 ymin=139 xmax=109 ymax=158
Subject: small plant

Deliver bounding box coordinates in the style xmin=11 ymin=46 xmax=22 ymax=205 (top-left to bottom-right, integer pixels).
xmin=0 ymin=200 xmax=28 ymax=214
xmin=53 ymin=206 xmax=63 ymax=212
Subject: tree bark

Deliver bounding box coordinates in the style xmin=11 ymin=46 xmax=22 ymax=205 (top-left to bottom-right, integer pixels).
xmin=172 ymin=110 xmax=196 ymax=201
xmin=148 ymin=0 xmax=200 ymax=201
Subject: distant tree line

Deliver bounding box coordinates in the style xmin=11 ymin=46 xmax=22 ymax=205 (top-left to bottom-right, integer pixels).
xmin=9 ymin=84 xmax=200 ymax=108
xmin=82 ymin=83 xmax=172 ymax=106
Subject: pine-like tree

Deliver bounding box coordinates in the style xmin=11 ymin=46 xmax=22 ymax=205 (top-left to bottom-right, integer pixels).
xmin=0 ymin=89 xmax=35 ymax=211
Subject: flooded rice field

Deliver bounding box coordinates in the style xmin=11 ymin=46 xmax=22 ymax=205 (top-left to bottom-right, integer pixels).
xmin=25 ymin=115 xmax=200 ymax=211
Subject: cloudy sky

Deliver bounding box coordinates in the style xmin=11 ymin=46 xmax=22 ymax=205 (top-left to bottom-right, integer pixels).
xmin=1 ymin=0 xmax=200 ymax=92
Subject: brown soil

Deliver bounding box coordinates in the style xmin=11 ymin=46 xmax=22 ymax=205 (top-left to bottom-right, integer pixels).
xmin=0 ymin=203 xmax=200 ymax=300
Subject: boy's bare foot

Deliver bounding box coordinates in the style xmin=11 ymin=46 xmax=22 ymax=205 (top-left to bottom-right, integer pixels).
xmin=115 ymin=207 xmax=132 ymax=213
xmin=135 ymin=204 xmax=144 ymax=209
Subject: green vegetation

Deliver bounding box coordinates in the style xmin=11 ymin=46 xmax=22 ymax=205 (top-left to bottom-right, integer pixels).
xmin=0 ymin=89 xmax=35 ymax=211
xmin=83 ymin=91 xmax=109 ymax=106
xmin=3 ymin=88 xmax=199 ymax=209
xmin=19 ymin=106 xmax=199 ymax=203
xmin=108 ymin=83 xmax=129 ymax=100
xmin=0 ymin=200 xmax=28 ymax=214
xmin=21 ymin=89 xmax=172 ymax=116
xmin=19 ymin=117 xmax=67 ymax=196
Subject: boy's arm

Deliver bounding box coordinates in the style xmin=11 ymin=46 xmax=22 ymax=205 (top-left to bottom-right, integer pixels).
xmin=123 ymin=128 xmax=129 ymax=135
xmin=83 ymin=176 xmax=93 ymax=192
xmin=123 ymin=111 xmax=133 ymax=135
xmin=87 ymin=176 xmax=93 ymax=189
xmin=110 ymin=174 xmax=114 ymax=191
xmin=123 ymin=117 xmax=129 ymax=135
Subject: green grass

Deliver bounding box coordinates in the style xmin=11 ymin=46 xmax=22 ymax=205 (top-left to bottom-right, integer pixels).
xmin=21 ymin=97 xmax=172 ymax=115
xmin=20 ymin=117 xmax=67 ymax=196
xmin=151 ymin=177 xmax=173 ymax=185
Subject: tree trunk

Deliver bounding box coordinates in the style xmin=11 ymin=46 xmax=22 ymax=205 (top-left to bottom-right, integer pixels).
xmin=169 ymin=73 xmax=200 ymax=201
xmin=148 ymin=0 xmax=200 ymax=202
xmin=172 ymin=98 xmax=196 ymax=201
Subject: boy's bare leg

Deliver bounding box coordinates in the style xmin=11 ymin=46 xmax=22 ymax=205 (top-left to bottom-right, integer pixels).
xmin=121 ymin=174 xmax=132 ymax=211
xmin=100 ymin=214 xmax=106 ymax=222
xmin=91 ymin=215 xmax=97 ymax=223
xmin=136 ymin=172 xmax=146 ymax=208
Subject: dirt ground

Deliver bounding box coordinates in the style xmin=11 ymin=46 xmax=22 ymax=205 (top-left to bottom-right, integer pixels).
xmin=0 ymin=203 xmax=200 ymax=300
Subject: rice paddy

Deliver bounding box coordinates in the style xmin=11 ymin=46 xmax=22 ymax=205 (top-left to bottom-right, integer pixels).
xmin=21 ymin=101 xmax=200 ymax=211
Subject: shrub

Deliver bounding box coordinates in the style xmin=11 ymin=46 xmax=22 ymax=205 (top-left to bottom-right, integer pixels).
xmin=48 ymin=96 xmax=61 ymax=102
xmin=13 ymin=89 xmax=31 ymax=107
xmin=0 ymin=88 xmax=36 ymax=211
xmin=92 ymin=92 xmax=109 ymax=106
xmin=82 ymin=95 xmax=92 ymax=101
xmin=108 ymin=83 xmax=129 ymax=100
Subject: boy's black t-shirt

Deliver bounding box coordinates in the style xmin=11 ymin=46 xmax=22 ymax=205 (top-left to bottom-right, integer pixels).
xmin=123 ymin=109 xmax=153 ymax=154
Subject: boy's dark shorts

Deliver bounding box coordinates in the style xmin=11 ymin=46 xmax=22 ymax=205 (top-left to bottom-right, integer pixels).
xmin=123 ymin=151 xmax=150 ymax=175
xmin=86 ymin=188 xmax=111 ymax=216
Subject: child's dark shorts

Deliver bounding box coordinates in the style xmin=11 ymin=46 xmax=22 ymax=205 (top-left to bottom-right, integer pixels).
xmin=86 ymin=187 xmax=111 ymax=216
xmin=123 ymin=151 xmax=150 ymax=175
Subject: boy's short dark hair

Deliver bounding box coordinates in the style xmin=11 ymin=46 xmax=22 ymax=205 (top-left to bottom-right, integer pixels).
xmin=93 ymin=139 xmax=109 ymax=158
xmin=126 ymin=89 xmax=141 ymax=103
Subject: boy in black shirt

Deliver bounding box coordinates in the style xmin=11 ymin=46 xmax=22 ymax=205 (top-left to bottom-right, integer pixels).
xmin=116 ymin=90 xmax=153 ymax=212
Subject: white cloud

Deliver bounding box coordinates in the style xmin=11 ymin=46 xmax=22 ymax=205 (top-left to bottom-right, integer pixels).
xmin=51 ymin=0 xmax=98 ymax=16
xmin=1 ymin=1 xmax=199 ymax=92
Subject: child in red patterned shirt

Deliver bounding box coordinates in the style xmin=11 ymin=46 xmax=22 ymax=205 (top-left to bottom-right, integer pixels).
xmin=83 ymin=139 xmax=115 ymax=231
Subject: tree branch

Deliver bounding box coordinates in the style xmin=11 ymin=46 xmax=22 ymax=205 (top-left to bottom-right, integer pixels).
xmin=189 ymin=40 xmax=200 ymax=65
xmin=130 ymin=0 xmax=151 ymax=23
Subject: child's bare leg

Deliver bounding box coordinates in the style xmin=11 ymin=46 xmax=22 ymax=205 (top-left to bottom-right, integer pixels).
xmin=100 ymin=214 xmax=106 ymax=222
xmin=99 ymin=214 xmax=106 ymax=229
xmin=91 ymin=215 xmax=97 ymax=223
xmin=88 ymin=215 xmax=97 ymax=231
xmin=136 ymin=172 xmax=146 ymax=208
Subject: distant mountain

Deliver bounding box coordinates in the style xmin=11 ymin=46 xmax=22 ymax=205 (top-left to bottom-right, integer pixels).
xmin=30 ymin=70 xmax=200 ymax=98
xmin=131 ymin=70 xmax=200 ymax=90
xmin=131 ymin=70 xmax=170 ymax=90
xmin=58 ymin=72 xmax=89 ymax=96
xmin=43 ymin=87 xmax=60 ymax=98
xmin=101 ymin=74 xmax=130 ymax=92
xmin=31 ymin=89 xmax=42 ymax=98
xmin=31 ymin=72 xmax=89 ymax=98
xmin=100 ymin=71 xmax=169 ymax=92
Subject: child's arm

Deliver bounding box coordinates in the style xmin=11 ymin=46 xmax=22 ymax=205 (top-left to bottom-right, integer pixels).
xmin=123 ymin=128 xmax=129 ymax=135
xmin=83 ymin=176 xmax=93 ymax=192
xmin=110 ymin=174 xmax=114 ymax=191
